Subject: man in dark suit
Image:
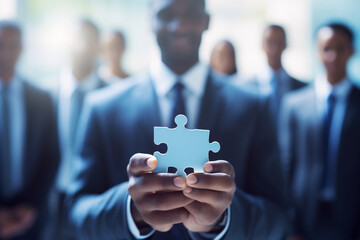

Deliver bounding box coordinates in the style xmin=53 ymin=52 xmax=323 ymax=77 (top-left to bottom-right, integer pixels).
xmin=0 ymin=21 xmax=59 ymax=240
xmin=280 ymin=23 xmax=360 ymax=240
xmin=246 ymin=24 xmax=306 ymax=120
xmin=53 ymin=19 xmax=106 ymax=240
xmin=65 ymin=0 xmax=287 ymax=239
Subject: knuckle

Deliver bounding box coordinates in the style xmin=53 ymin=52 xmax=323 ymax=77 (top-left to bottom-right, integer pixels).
xmin=223 ymin=175 xmax=234 ymax=190
xmin=178 ymin=209 xmax=189 ymax=222
xmin=224 ymin=194 xmax=233 ymax=206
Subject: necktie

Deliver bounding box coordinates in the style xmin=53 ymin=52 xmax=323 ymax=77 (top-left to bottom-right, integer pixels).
xmin=169 ymin=81 xmax=186 ymax=128
xmin=271 ymin=71 xmax=282 ymax=117
xmin=321 ymin=92 xmax=337 ymax=200
xmin=70 ymin=89 xmax=85 ymax=149
xmin=1 ymin=85 xmax=11 ymax=197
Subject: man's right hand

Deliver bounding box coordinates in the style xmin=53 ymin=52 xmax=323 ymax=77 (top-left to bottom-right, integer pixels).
xmin=127 ymin=153 xmax=193 ymax=232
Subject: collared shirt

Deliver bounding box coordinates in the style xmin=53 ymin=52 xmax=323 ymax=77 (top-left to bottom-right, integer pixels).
xmin=0 ymin=76 xmax=25 ymax=196
xmin=256 ymin=66 xmax=290 ymax=95
xmin=314 ymin=75 xmax=352 ymax=200
xmin=127 ymin=61 xmax=230 ymax=240
xmin=57 ymin=68 xmax=102 ymax=190
xmin=149 ymin=60 xmax=209 ymax=128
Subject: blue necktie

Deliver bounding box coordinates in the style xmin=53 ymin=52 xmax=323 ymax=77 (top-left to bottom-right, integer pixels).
xmin=1 ymin=86 xmax=11 ymax=197
xmin=321 ymin=92 xmax=337 ymax=200
xmin=70 ymin=89 xmax=85 ymax=148
xmin=169 ymin=81 xmax=186 ymax=128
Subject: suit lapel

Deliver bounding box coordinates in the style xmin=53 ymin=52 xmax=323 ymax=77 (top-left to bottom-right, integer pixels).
xmin=337 ymin=86 xmax=360 ymax=155
xmin=133 ymin=74 xmax=161 ymax=154
xmin=196 ymin=71 xmax=225 ymax=131
xmin=335 ymin=86 xmax=360 ymax=212
xmin=23 ymin=82 xmax=38 ymax=184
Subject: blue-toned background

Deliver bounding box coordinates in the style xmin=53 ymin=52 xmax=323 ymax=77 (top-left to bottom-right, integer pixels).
xmin=0 ymin=0 xmax=359 ymax=86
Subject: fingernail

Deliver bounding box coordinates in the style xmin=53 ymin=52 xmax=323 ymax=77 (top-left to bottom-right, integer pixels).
xmin=147 ymin=157 xmax=157 ymax=169
xmin=187 ymin=175 xmax=197 ymax=185
xmin=204 ymin=163 xmax=213 ymax=172
xmin=183 ymin=187 xmax=192 ymax=194
xmin=174 ymin=177 xmax=185 ymax=188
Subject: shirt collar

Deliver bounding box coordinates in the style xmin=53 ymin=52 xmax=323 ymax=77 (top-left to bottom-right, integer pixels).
xmin=60 ymin=67 xmax=99 ymax=98
xmin=315 ymin=75 xmax=352 ymax=102
xmin=150 ymin=59 xmax=209 ymax=98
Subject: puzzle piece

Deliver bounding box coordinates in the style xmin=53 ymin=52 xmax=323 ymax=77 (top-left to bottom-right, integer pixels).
xmin=153 ymin=114 xmax=220 ymax=177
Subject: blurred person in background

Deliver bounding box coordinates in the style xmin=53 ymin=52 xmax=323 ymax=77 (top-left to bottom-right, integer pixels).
xmin=53 ymin=19 xmax=106 ymax=239
xmin=280 ymin=22 xmax=360 ymax=240
xmin=0 ymin=21 xmax=59 ymax=240
xmin=65 ymin=0 xmax=287 ymax=239
xmin=248 ymin=24 xmax=306 ymax=120
xmin=210 ymin=40 xmax=239 ymax=82
xmin=100 ymin=30 xmax=129 ymax=84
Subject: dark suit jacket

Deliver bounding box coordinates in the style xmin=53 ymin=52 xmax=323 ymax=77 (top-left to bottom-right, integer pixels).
xmin=0 ymin=81 xmax=60 ymax=240
xmin=65 ymin=71 xmax=287 ymax=239
xmin=279 ymin=84 xmax=360 ymax=239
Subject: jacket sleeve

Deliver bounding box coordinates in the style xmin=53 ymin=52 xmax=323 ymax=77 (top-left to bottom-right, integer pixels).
xmin=225 ymin=96 xmax=288 ymax=239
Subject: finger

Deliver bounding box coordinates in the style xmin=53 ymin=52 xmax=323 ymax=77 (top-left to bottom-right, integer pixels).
xmin=184 ymin=201 xmax=223 ymax=226
xmin=129 ymin=173 xmax=186 ymax=199
xmin=183 ymin=187 xmax=233 ymax=207
xmin=0 ymin=223 xmax=22 ymax=239
xmin=139 ymin=191 xmax=193 ymax=211
xmin=186 ymin=173 xmax=236 ymax=192
xmin=127 ymin=154 xmax=157 ymax=177
xmin=143 ymin=208 xmax=189 ymax=231
xmin=204 ymin=160 xmax=235 ymax=179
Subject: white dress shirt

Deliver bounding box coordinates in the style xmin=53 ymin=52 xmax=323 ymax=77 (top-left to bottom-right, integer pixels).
xmin=0 ymin=76 xmax=25 ymax=197
xmin=150 ymin=60 xmax=209 ymax=128
xmin=127 ymin=60 xmax=230 ymax=240
xmin=57 ymin=68 xmax=102 ymax=190
xmin=315 ymin=75 xmax=352 ymax=200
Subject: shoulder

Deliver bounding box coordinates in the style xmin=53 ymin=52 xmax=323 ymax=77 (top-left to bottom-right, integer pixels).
xmin=85 ymin=72 xmax=150 ymax=111
xmin=22 ymin=79 xmax=53 ymax=103
xmin=283 ymin=84 xmax=315 ymax=111
xmin=288 ymin=75 xmax=308 ymax=90
xmin=210 ymin=72 xmax=269 ymax=116
xmin=212 ymin=72 xmax=264 ymax=100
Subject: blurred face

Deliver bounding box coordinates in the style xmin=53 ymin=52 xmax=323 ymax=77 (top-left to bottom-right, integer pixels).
xmin=317 ymin=27 xmax=354 ymax=84
xmin=102 ymin=33 xmax=125 ymax=65
xmin=70 ymin=23 xmax=100 ymax=69
xmin=262 ymin=28 xmax=286 ymax=67
xmin=210 ymin=42 xmax=236 ymax=75
xmin=0 ymin=27 xmax=22 ymax=74
xmin=151 ymin=0 xmax=209 ymax=67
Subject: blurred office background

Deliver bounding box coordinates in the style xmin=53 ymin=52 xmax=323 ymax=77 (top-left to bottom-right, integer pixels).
xmin=0 ymin=0 xmax=359 ymax=87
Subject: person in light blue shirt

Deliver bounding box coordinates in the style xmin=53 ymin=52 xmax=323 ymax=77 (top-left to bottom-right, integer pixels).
xmin=0 ymin=21 xmax=59 ymax=240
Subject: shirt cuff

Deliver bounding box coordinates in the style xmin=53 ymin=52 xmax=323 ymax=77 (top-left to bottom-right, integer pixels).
xmin=126 ymin=195 xmax=155 ymax=239
xmin=188 ymin=206 xmax=231 ymax=240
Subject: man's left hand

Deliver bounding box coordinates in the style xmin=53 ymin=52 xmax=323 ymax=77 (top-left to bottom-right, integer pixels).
xmin=182 ymin=160 xmax=236 ymax=233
